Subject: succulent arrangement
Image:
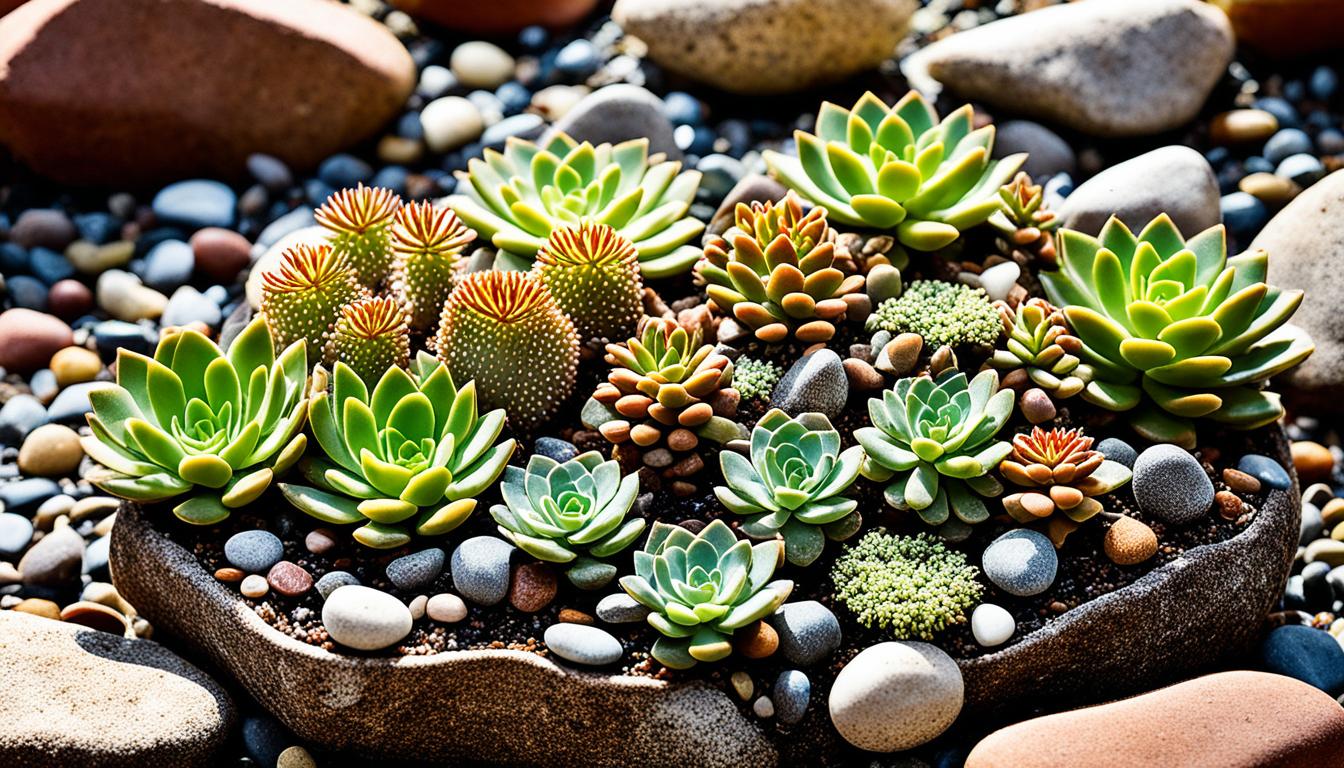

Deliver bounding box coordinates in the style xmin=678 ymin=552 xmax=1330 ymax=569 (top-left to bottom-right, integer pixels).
xmin=446 ymin=133 xmax=704 ymax=277
xmin=832 ymin=530 xmax=982 ymax=640
xmin=1041 ymin=214 xmax=1313 ymax=446
xmin=259 ymin=243 xmax=366 ymax=359
xmin=323 ymin=295 xmax=411 ymax=386
xmin=986 ymin=297 xmax=1092 ymax=398
xmin=989 ymin=172 xmax=1059 ymax=266
xmin=999 ymin=427 xmax=1132 ymax=546
xmin=315 ymin=184 xmax=402 ymax=287
xmin=533 ymin=221 xmax=644 ymax=341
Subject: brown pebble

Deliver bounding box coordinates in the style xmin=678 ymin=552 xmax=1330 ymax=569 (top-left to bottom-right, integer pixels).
xmin=1292 ymin=441 xmax=1334 ymax=484
xmin=558 ymin=608 xmax=595 ymax=626
xmin=843 ymin=357 xmax=884 ymax=391
xmin=214 ymin=567 xmax=245 ymax=583
xmin=881 ymin=333 xmax=922 ymax=375
xmin=509 ymin=562 xmax=558 ymax=613
xmin=1215 ymin=490 xmax=1243 ymax=521
xmin=1321 ymin=498 xmax=1344 ymax=528
xmin=1209 ymin=109 xmax=1278 ymax=145
xmin=1019 ymin=388 xmax=1056 ymax=424
xmin=189 ymin=227 xmax=252 ymax=282
xmin=304 ymin=528 xmax=339 ymax=556
xmin=47 ymin=279 xmax=95 ymax=321
xmin=1103 ymin=515 xmax=1158 ymax=566
xmin=266 ymin=560 xmax=313 ymax=597
xmin=670 ymin=481 xmax=698 ymax=497
xmin=666 ymin=428 xmax=698 ymax=452
xmin=663 ymin=454 xmax=704 ymax=479
xmin=13 ymin=598 xmax=62 ymax=620
xmin=60 ymin=601 xmax=129 ymax=635
xmin=734 ymin=620 xmax=779 ymax=659
xmin=1221 ymin=468 xmax=1261 ymax=495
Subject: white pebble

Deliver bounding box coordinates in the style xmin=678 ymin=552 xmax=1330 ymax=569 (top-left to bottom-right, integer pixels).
xmin=450 ymin=41 xmax=515 ymax=90
xmin=323 ymin=586 xmax=413 ymax=651
xmin=978 ymin=261 xmax=1021 ymax=302
xmin=420 ymin=96 xmax=484 ymax=153
xmin=240 ymin=574 xmax=268 ymax=598
xmin=426 ymin=593 xmax=468 ymax=623
xmin=971 ymin=603 xmax=1016 ymax=647
xmin=408 ymin=594 xmax=428 ymax=621
xmin=753 ymin=696 xmax=775 ymax=718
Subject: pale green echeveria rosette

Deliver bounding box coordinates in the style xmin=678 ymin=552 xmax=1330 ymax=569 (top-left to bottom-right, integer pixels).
xmin=490 ymin=451 xmax=645 ymax=590
xmin=280 ymin=352 xmax=516 ymax=549
xmin=446 ymin=132 xmax=704 ymax=278
xmin=716 ymin=409 xmax=864 ymax=567
xmin=82 ymin=318 xmax=309 ymax=525
xmin=619 ymin=519 xmax=793 ymax=669
xmin=1040 ymin=214 xmax=1314 ymax=448
xmin=763 ymin=90 xmax=1025 ymax=253
xmin=854 ymin=369 xmax=1014 ymax=540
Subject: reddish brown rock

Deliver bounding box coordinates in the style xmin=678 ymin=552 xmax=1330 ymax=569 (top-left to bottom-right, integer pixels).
xmin=1212 ymin=0 xmax=1344 ymax=58
xmin=508 ymin=562 xmax=557 ymax=613
xmin=0 ymin=0 xmax=415 ymax=185
xmin=391 ymin=0 xmax=597 ymax=34
xmin=190 ymin=227 xmax=252 ymax=282
xmin=60 ymin=600 xmax=129 ymax=635
xmin=265 ymin=561 xmax=313 ymax=598
xmin=0 ymin=0 xmax=27 ymax=17
xmin=0 ymin=308 xmax=73 ymax=374
xmin=46 ymin=279 xmax=94 ymax=320
xmin=966 ymin=671 xmax=1344 ymax=768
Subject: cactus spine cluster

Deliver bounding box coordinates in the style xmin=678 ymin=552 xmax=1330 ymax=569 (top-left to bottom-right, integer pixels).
xmin=390 ymin=201 xmax=477 ymax=332
xmin=314 ymin=184 xmax=402 ymax=288
xmin=324 ymin=295 xmax=411 ymax=385
xmin=259 ymin=243 xmax=366 ymax=360
xmin=533 ymin=222 xmax=644 ymax=341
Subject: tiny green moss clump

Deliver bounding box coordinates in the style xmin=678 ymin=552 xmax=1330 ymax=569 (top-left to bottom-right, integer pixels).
xmin=867 ymin=280 xmax=1000 ymax=348
xmin=832 ymin=530 xmax=983 ymax=640
xmin=733 ymin=357 xmax=784 ymax=401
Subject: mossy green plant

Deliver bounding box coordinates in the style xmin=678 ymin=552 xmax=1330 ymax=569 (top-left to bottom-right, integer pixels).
xmin=866 ymin=279 xmax=1001 ymax=349
xmin=832 ymin=530 xmax=982 ymax=639
xmin=732 ymin=357 xmax=784 ymax=401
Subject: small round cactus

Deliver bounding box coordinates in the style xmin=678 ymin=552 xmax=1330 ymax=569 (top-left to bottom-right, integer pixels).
xmin=259 ymin=243 xmax=366 ymax=360
xmin=314 ymin=184 xmax=402 ymax=288
xmin=533 ymin=222 xmax=643 ymax=341
xmin=389 ymin=201 xmax=476 ymax=332
xmin=436 ymin=270 xmax=579 ymax=431
xmin=323 ymin=295 xmax=411 ymax=385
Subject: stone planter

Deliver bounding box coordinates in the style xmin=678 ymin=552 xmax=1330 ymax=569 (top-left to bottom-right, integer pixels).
xmin=110 ymin=429 xmax=1299 ymax=765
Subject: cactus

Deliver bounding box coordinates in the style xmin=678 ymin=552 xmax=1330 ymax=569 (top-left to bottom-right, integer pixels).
xmin=259 ymin=243 xmax=366 ymax=360
xmin=389 ymin=200 xmax=476 ymax=332
xmin=323 ymin=295 xmax=411 ymax=386
xmin=315 ymin=184 xmax=402 ymax=288
xmin=533 ymin=222 xmax=644 ymax=341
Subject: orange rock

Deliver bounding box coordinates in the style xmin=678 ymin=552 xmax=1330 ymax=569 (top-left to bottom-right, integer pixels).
xmin=734 ymin=620 xmax=778 ymax=659
xmin=966 ymin=671 xmax=1344 ymax=768
xmin=1292 ymin=441 xmax=1334 ymax=485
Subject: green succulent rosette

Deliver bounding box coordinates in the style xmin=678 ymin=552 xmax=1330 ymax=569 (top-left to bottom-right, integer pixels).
xmin=855 ymin=369 xmax=1014 ymax=537
xmin=716 ymin=409 xmax=864 ymax=567
xmin=763 ymin=90 xmax=1025 ymax=252
xmin=1040 ymin=214 xmax=1314 ymax=447
xmin=619 ymin=520 xmax=793 ymax=669
xmin=446 ymin=132 xmax=704 ymax=277
xmin=82 ymin=318 xmax=309 ymax=525
xmin=490 ymin=451 xmax=645 ymax=589
xmin=280 ymin=352 xmax=516 ymax=549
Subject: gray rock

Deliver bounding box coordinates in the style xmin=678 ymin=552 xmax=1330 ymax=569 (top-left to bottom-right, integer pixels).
xmin=0 ymin=478 xmax=60 ymax=515
xmin=767 ymin=600 xmax=841 ymax=666
xmin=543 ymin=84 xmax=679 ymax=160
xmin=151 ymin=179 xmax=236 ymax=229
xmin=1254 ymin=170 xmax=1344 ymax=412
xmin=906 ymin=0 xmax=1233 ymax=137
xmin=993 ymin=121 xmax=1076 ymax=178
xmin=82 ymin=534 xmax=110 ymax=576
xmin=1057 ymin=146 xmax=1220 ymax=236
xmin=533 ymin=437 xmax=579 ymax=464
xmin=0 ymin=394 xmax=48 ymax=443
xmin=595 ymin=593 xmax=651 ymax=624
xmin=697 ymin=154 xmax=745 ymax=199
xmin=1096 ymin=437 xmax=1138 ymax=469
xmin=0 ymin=513 xmax=34 ymax=558
xmin=1132 ymin=444 xmax=1214 ymax=525
xmin=18 ymin=524 xmax=85 ymax=587
xmin=386 ymin=548 xmax=445 ymax=592
xmin=982 ymin=529 xmax=1058 ymax=597
xmin=315 ymin=570 xmax=359 ymax=600
xmin=44 ymin=382 xmax=101 ymax=423
xmin=543 ymin=623 xmax=624 ymax=666
xmin=770 ymin=349 xmax=847 ymax=420
xmin=1301 ymin=503 xmax=1325 ymax=547
xmin=321 ymin=585 xmax=413 ymax=651
xmin=773 ymin=670 xmax=810 ymax=725
xmin=829 ymin=641 xmax=963 ymax=751
xmin=140 ymin=239 xmax=195 ymax=291
xmin=223 ymin=530 xmax=284 ymax=574
xmin=451 ymin=536 xmax=515 ymax=606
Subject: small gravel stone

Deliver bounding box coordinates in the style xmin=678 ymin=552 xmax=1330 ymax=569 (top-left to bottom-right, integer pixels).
xmin=1292 ymin=441 xmax=1334 ymax=484
xmin=315 ymin=571 xmax=359 ymax=600
xmin=767 ymin=600 xmax=841 ymax=666
xmin=1221 ymin=468 xmax=1262 ymax=495
xmin=982 ymin=529 xmax=1058 ymax=597
xmin=386 ymin=548 xmax=445 ymax=592
xmin=451 ymin=536 xmax=515 ymax=606
xmin=970 ymin=603 xmax=1016 ymax=647
xmin=731 ymin=671 xmax=754 ymax=701
xmin=1305 ymin=540 xmax=1344 ymax=568
xmin=736 ymin=620 xmax=780 ymax=660
xmin=214 ymin=567 xmax=244 ymax=583
xmin=151 ymin=179 xmax=236 ymax=229
xmin=49 ymin=346 xmax=103 ymax=387
xmin=773 ymin=670 xmax=810 ymax=725
xmin=595 ymin=592 xmax=650 ymax=624
xmin=0 ymin=512 xmax=35 ymax=558
xmin=17 ymin=524 xmax=84 ymax=587
xmin=1261 ymin=624 xmax=1344 ymax=696
xmin=770 ymin=349 xmax=847 ymax=420
xmin=322 ymin=585 xmax=413 ymax=651
xmin=1018 ymin=388 xmax=1056 ymax=424
xmin=544 ymin=623 xmax=623 ymax=666
xmin=277 ymin=745 xmax=317 ymax=768
xmin=450 ymin=41 xmax=515 ymax=90
xmin=223 ymin=530 xmax=284 ymax=573
xmin=266 ymin=561 xmax=313 ymax=597
xmin=1215 ymin=490 xmax=1244 ymax=521
xmin=1103 ymin=515 xmax=1158 ymax=565
xmin=240 ymin=574 xmax=269 ymax=598
xmin=304 ymin=528 xmax=338 ymax=556
xmin=1132 ymin=444 xmax=1214 ymax=525
xmin=420 ymin=96 xmax=484 ymax=152
xmin=1095 ymin=437 xmax=1137 ymax=468
xmin=1237 ymin=454 xmax=1292 ymax=491
xmin=509 ymin=562 xmax=558 ymax=613
xmin=533 ymin=437 xmax=579 ymax=463
xmin=426 ymin=593 xmax=468 ymax=623
xmin=407 ymin=594 xmax=428 ymax=621
xmin=1302 ymin=502 xmax=1327 ymax=546
xmin=752 ymin=696 xmax=774 ymax=719
xmin=18 ymin=423 xmax=84 ymax=477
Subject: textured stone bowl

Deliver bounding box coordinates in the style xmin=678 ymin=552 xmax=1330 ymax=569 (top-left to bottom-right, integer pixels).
xmin=110 ymin=430 xmax=1298 ymax=765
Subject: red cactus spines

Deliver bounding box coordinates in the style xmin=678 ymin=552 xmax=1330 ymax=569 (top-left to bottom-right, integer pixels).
xmin=315 ymin=184 xmax=402 ymax=287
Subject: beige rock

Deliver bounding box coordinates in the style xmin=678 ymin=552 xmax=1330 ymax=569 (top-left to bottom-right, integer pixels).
xmin=49 ymin=345 xmax=102 ymax=387
xmin=17 ymin=423 xmax=83 ymax=477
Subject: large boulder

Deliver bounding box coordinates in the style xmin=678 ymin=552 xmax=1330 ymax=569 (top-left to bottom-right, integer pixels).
xmin=613 ymin=0 xmax=917 ymax=95
xmin=390 ymin=0 xmax=597 ymax=35
xmin=965 ymin=671 xmax=1344 ymax=767
xmin=0 ymin=0 xmax=414 ymax=185
xmin=1212 ymin=0 xmax=1344 ymax=59
xmin=906 ymin=0 xmax=1233 ymax=137
xmin=1252 ymin=170 xmax=1344 ymax=413
xmin=1057 ymin=146 xmax=1220 ymax=236
xmin=0 ymin=611 xmax=234 ymax=767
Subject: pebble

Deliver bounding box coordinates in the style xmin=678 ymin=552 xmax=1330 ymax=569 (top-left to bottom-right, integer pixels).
xmin=767 ymin=600 xmax=841 ymax=666
xmin=66 ymin=240 xmax=133 ymax=275
xmin=161 ymin=286 xmax=222 ymax=328
xmin=1261 ymin=624 xmax=1344 ymax=696
xmin=277 ymin=745 xmax=317 ymax=768
xmin=1131 ymin=444 xmax=1214 ymax=525
xmin=731 ymin=671 xmax=754 ymax=701
xmin=736 ymin=620 xmax=780 ymax=659
xmin=33 ymin=494 xmax=75 ymax=530
xmin=18 ymin=423 xmax=84 ymax=477
xmin=1210 ymin=109 xmax=1278 ymax=145
xmin=46 ymin=280 xmax=94 ymax=320
xmin=994 ymin=120 xmax=1076 ymax=178
xmin=545 ymin=84 xmax=679 ymax=159
xmin=44 ymin=382 xmax=99 ymax=423
xmin=1238 ymin=172 xmax=1298 ymax=206
xmin=0 ymin=513 xmax=35 ymax=558
xmin=1103 ymin=516 xmax=1159 ymax=565
xmin=451 ymin=536 xmax=515 ymax=606
xmin=14 ymin=597 xmax=62 ymax=620
xmin=1292 ymin=441 xmax=1335 ymax=484
xmin=1264 ymin=128 xmax=1313 ymax=164
xmin=49 ymin=346 xmax=102 ymax=387
xmin=977 ymin=261 xmax=1021 ymax=303
xmin=408 ymin=594 xmax=428 ymax=621
xmin=83 ymin=535 xmax=110 ymax=577
xmin=591 ymin=592 xmax=647 ymax=625
xmin=1018 ymin=388 xmax=1056 ymax=424
xmin=0 ymin=395 xmax=47 ymax=443
xmin=246 ymin=153 xmax=292 ymax=191
xmin=509 ymin=561 xmax=558 ymax=613
xmin=240 ymin=574 xmax=269 ymax=598
xmin=10 ymin=209 xmax=76 ymax=250
xmin=139 ymin=239 xmax=195 ymax=291
xmin=315 ymin=570 xmax=359 ymax=600
xmin=61 ymin=600 xmax=129 ymax=635
xmin=829 ymin=641 xmax=963 ymax=751
xmin=1221 ymin=468 xmax=1262 ymax=495
xmin=151 ymin=179 xmax=236 ymax=229
xmin=17 ymin=524 xmax=84 ymax=587
xmin=774 ymin=670 xmax=810 ymax=725
xmin=533 ymin=437 xmax=579 ymax=464
xmin=223 ymin=529 xmax=285 ymax=574
xmin=450 ymin=41 xmax=515 ymax=90
xmin=0 ymin=308 xmax=74 ymax=374
xmin=0 ymin=477 xmax=61 ymax=515
xmin=322 ymin=585 xmax=413 ymax=651
xmin=303 ymin=528 xmax=338 ymax=556
xmin=386 ymin=547 xmax=445 ymax=592
xmin=96 ymin=270 xmax=167 ymax=322
xmin=1303 ymin=503 xmax=1328 ymax=546
xmin=543 ymin=623 xmax=623 ymax=666
xmin=426 ymin=592 xmax=468 ymax=623
xmin=982 ymin=529 xmax=1058 ymax=597
xmin=1056 ymin=146 xmax=1219 ymax=236
xmin=1276 ymin=154 xmax=1326 ymax=186
xmin=1221 ymin=191 xmax=1267 ymax=237
xmin=189 ymin=227 xmax=251 ymax=282
xmin=1237 ymin=454 xmax=1291 ymax=491
xmin=1095 ymin=437 xmax=1137 ymax=468
xmin=970 ymin=603 xmax=1016 ymax=647
xmin=769 ymin=349 xmax=847 ymax=420
xmin=1305 ymin=540 xmax=1344 ymax=568
xmin=420 ymin=96 xmax=484 ymax=153
xmin=214 ymin=567 xmax=244 ymax=583
xmin=266 ymin=561 xmax=313 ymax=597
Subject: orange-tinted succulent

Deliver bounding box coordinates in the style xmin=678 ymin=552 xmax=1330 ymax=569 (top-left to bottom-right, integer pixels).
xmin=999 ymin=427 xmax=1132 ymax=546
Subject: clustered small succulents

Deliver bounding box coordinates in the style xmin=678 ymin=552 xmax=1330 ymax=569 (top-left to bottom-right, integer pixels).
xmin=832 ymin=530 xmax=982 ymax=640
xmin=986 ymin=297 xmax=1091 ymax=399
xmin=867 ymin=279 xmax=1002 ymax=350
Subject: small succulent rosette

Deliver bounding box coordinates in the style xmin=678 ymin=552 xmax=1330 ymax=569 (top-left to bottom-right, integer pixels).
xmin=999 ymin=427 xmax=1132 ymax=546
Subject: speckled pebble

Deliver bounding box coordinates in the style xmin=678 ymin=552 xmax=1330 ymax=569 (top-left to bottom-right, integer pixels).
xmin=773 ymin=670 xmax=810 ymax=725
xmin=386 ymin=547 xmax=445 ymax=592
xmin=223 ymin=530 xmax=284 ymax=574
xmin=829 ymin=641 xmax=963 ymax=751
xmin=1096 ymin=437 xmax=1137 ymax=469
xmin=982 ymin=529 xmax=1057 ymax=597
xmin=595 ymin=592 xmax=650 ymax=624
xmin=767 ymin=600 xmax=841 ymax=666
xmin=266 ymin=561 xmax=312 ymax=597
xmin=1132 ymin=444 xmax=1214 ymax=525
xmin=770 ymin=349 xmax=847 ymax=420
xmin=451 ymin=536 xmax=515 ymax=606
xmin=315 ymin=571 xmax=359 ymax=600
xmin=543 ymin=623 xmax=623 ymax=666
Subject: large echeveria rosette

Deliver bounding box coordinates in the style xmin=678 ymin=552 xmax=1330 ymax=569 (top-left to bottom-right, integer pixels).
xmin=82 ymin=318 xmax=309 ymax=524
xmin=1040 ymin=214 xmax=1313 ymax=447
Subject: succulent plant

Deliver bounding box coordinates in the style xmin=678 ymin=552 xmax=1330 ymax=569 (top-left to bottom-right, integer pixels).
xmin=490 ymin=451 xmax=645 ymax=589
xmin=323 ymin=295 xmax=411 ymax=386
xmin=763 ymin=91 xmax=1025 ymax=251
xmin=832 ymin=530 xmax=982 ymax=640
xmin=585 ymin=317 xmax=741 ymax=451
xmin=82 ymin=318 xmax=309 ymax=525
xmin=733 ymin=357 xmax=784 ymax=401
xmin=533 ymin=222 xmax=643 ymax=341
xmin=698 ymin=192 xmax=866 ymax=344
xmin=315 ymin=184 xmax=402 ymax=287
xmin=259 ymin=243 xmax=366 ymax=360
xmin=716 ymin=409 xmax=864 ymax=566
xmin=989 ymin=172 xmax=1059 ymax=265
xmin=619 ymin=519 xmax=793 ymax=669
xmin=854 ymin=369 xmax=1014 ymax=535
xmin=867 ymin=279 xmax=1001 ymax=349
xmin=389 ymin=200 xmax=476 ymax=332
xmin=986 ymin=298 xmax=1092 ymax=398
xmin=1040 ymin=214 xmax=1314 ymax=447
xmin=446 ymin=133 xmax=704 ymax=277
xmin=280 ymin=353 xmax=516 ymax=549
xmin=1000 ymin=427 xmax=1132 ymax=546
xmin=436 ymin=270 xmax=579 ymax=432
